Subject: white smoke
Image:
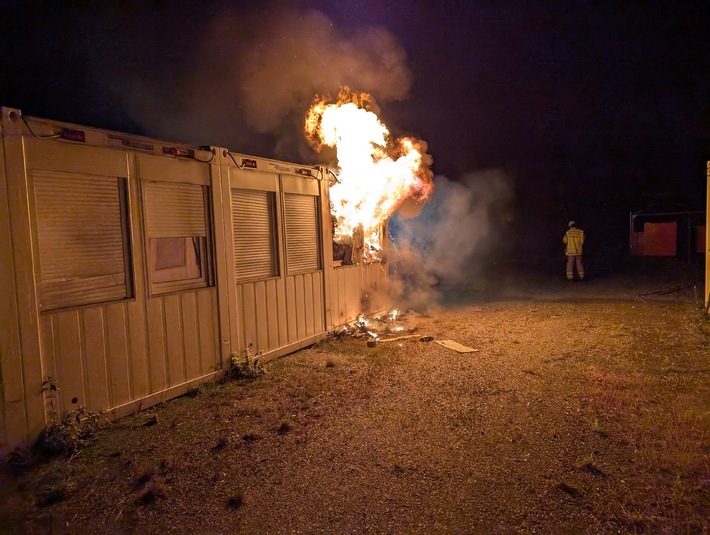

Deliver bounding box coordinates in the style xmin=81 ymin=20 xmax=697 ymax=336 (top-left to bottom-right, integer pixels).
xmin=389 ymin=170 xmax=515 ymax=310
xmin=120 ymin=2 xmax=412 ymax=161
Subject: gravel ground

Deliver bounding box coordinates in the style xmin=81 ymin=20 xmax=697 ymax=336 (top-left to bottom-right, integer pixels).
xmin=1 ymin=259 xmax=709 ymax=534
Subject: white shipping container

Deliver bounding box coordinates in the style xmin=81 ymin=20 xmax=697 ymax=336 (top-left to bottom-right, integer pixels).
xmin=0 ymin=107 xmax=389 ymax=454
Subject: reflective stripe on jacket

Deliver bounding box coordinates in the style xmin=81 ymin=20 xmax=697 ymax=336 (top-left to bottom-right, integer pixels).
xmin=563 ymin=227 xmax=585 ymax=255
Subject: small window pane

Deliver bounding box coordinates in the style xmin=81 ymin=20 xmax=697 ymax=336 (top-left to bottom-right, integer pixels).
xmin=150 ymin=237 xmax=204 ymax=284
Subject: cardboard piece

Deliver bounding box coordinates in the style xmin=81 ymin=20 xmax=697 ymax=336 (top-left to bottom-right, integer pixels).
xmin=435 ymin=339 xmax=479 ymax=353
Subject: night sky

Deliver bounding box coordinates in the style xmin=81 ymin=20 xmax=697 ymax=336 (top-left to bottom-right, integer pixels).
xmin=2 ymin=1 xmax=709 ymax=268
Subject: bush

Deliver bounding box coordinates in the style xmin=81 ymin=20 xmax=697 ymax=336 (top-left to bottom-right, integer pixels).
xmin=38 ymin=406 xmax=108 ymax=457
xmin=226 ymin=350 xmax=265 ymax=381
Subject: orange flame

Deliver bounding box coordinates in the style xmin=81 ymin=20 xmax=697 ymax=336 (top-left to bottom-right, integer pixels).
xmin=306 ymin=87 xmax=433 ymax=260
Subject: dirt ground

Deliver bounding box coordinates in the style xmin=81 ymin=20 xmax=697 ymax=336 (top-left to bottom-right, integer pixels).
xmin=1 ymin=258 xmax=709 ymax=534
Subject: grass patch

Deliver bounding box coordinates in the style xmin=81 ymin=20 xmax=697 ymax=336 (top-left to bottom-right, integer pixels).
xmin=242 ymin=429 xmax=262 ymax=443
xmin=226 ymin=350 xmax=265 ymax=381
xmin=38 ymin=406 xmax=109 ymax=457
xmin=226 ymin=487 xmax=244 ymax=510
xmin=135 ymin=483 xmax=166 ymax=506
xmin=580 ymin=364 xmax=710 ymax=532
xmin=276 ymin=421 xmax=292 ymax=435
xmin=35 ymin=476 xmax=74 ymax=507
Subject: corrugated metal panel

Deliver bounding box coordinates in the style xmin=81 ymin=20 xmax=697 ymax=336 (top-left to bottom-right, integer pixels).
xmin=328 ymin=263 xmax=389 ymax=328
xmin=236 ymin=278 xmax=283 ymax=355
xmin=106 ymin=303 xmax=131 ymax=406
xmin=232 ymin=188 xmax=278 ymax=282
xmin=53 ymin=311 xmax=85 ymax=414
xmin=285 ymin=272 xmax=325 ymax=341
xmin=165 ymin=294 xmax=186 ymax=386
xmin=146 ymin=298 xmax=168 ymax=392
xmin=127 ymin=298 xmax=150 ymax=399
xmin=33 ymin=173 xmax=129 ymax=310
xmin=38 ymin=287 xmax=220 ymax=422
xmin=82 ymin=308 xmax=110 ymax=411
xmin=284 ymin=193 xmax=320 ymax=274
xmin=144 ymin=181 xmax=206 ymax=237
xmin=181 ymin=292 xmax=200 ymax=379
xmin=197 ymin=289 xmax=220 ymax=375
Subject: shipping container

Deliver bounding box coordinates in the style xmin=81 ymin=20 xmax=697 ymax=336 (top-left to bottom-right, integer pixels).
xmin=0 ymin=107 xmax=389 ymax=454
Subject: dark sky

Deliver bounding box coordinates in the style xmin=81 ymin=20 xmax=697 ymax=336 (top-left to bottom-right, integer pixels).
xmin=2 ymin=1 xmax=709 ymax=259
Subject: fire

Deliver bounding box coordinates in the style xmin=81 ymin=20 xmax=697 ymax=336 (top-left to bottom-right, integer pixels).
xmin=306 ymin=87 xmax=433 ymax=261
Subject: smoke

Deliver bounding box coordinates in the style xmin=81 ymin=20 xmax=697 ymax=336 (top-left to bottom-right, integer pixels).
xmin=388 ymin=170 xmax=515 ymax=310
xmin=119 ymin=2 xmax=412 ymax=161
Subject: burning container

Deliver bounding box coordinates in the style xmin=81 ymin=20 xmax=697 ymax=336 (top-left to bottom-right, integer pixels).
xmin=0 ymin=107 xmax=389 ymax=453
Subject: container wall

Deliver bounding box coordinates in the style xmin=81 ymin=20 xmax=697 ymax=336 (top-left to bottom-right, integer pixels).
xmin=221 ymin=156 xmax=328 ymax=361
xmin=328 ymin=262 xmax=389 ymax=328
xmin=0 ymin=109 xmax=390 ymax=453
xmin=0 ymin=110 xmax=223 ymax=451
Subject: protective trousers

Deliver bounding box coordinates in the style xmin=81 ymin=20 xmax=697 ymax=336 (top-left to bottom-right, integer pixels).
xmin=566 ymin=255 xmax=584 ymax=280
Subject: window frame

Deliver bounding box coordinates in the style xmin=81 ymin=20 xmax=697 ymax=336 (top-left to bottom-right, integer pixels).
xmin=143 ymin=180 xmax=214 ymax=296
xmin=31 ymin=170 xmax=134 ymax=312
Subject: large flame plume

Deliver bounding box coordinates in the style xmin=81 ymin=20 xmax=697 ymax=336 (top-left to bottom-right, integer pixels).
xmin=306 ymin=88 xmax=433 ymax=260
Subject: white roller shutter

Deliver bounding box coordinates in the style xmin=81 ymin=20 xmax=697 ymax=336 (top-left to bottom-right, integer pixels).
xmin=232 ymin=188 xmax=278 ymax=282
xmin=33 ymin=172 xmax=130 ymax=310
xmin=144 ymin=181 xmax=206 ymax=238
xmin=284 ymin=193 xmax=320 ymax=274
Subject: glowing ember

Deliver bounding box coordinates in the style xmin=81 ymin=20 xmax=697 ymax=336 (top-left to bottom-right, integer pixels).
xmin=306 ymin=87 xmax=433 ymax=261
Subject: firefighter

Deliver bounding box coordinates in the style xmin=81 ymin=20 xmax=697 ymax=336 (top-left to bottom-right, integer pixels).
xmin=563 ymin=220 xmax=585 ymax=281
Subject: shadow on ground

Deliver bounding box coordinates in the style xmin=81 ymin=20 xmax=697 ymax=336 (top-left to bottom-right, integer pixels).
xmin=440 ymin=256 xmax=706 ymax=306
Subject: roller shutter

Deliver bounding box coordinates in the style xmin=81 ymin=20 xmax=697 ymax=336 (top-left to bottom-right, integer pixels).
xmin=144 ymin=181 xmax=206 ymax=238
xmin=232 ymin=188 xmax=278 ymax=282
xmin=33 ymin=172 xmax=131 ymax=311
xmin=284 ymin=193 xmax=320 ymax=274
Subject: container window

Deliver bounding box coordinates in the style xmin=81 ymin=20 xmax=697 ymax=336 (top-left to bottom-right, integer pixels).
xmin=33 ymin=172 xmax=133 ymax=311
xmin=143 ymin=181 xmax=213 ymax=294
xmin=232 ymin=188 xmax=279 ymax=282
xmin=284 ymin=193 xmax=320 ymax=274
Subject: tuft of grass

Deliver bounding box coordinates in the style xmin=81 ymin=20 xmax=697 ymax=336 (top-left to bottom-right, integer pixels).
xmin=132 ymin=467 xmax=155 ymax=490
xmin=242 ymin=429 xmax=262 ymax=443
xmin=38 ymin=406 xmax=109 ymax=457
xmin=207 ymin=382 xmax=229 ymax=397
xmin=36 ymin=476 xmax=74 ymax=507
xmin=135 ymin=483 xmax=166 ymax=506
xmin=212 ymin=436 xmax=228 ymax=451
xmin=226 ymin=487 xmax=244 ymax=510
xmin=36 ymin=485 xmax=69 ymax=507
xmin=276 ymin=421 xmax=292 ymax=435
xmin=8 ymin=446 xmax=34 ymax=475
xmin=226 ymin=351 xmax=265 ymax=381
xmin=186 ymin=384 xmax=204 ymax=398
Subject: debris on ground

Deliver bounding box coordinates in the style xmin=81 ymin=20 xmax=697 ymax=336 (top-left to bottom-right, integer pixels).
xmin=335 ymin=309 xmax=428 ymax=344
xmin=377 ymin=334 xmax=420 ymax=343
xmin=434 ymin=339 xmax=480 ymax=353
